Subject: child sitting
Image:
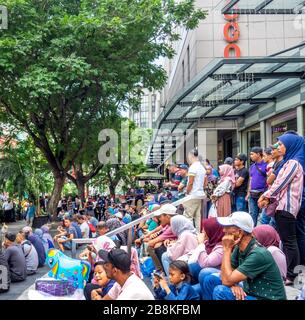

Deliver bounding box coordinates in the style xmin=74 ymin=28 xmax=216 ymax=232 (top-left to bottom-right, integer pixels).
xmin=153 ymin=260 xmax=200 ymax=300
xmin=84 ymin=262 xmax=115 ymax=300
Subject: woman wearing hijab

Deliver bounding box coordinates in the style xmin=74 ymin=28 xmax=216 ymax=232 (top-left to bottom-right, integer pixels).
xmin=161 ymin=215 xmax=198 ymax=276
xmin=188 ymin=218 xmax=224 ymax=282
xmin=211 ymin=164 xmax=236 ymax=217
xmin=253 ymin=225 xmax=287 ymax=280
xmin=258 ymin=133 xmax=304 ymax=284
xmin=105 ymin=218 xmax=128 ymax=246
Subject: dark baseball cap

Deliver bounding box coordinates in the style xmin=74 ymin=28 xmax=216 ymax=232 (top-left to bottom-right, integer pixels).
xmin=224 ymin=157 xmax=234 ymax=165
xmin=98 ymin=248 xmax=131 ymax=272
xmin=235 ymin=153 xmax=247 ymax=163
xmin=177 ymin=164 xmax=188 ymax=170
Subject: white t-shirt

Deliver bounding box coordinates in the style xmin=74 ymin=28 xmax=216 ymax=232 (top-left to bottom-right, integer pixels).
xmin=80 ymin=222 xmax=90 ymax=238
xmin=3 ymin=202 xmax=13 ymax=210
xmin=107 ymin=273 xmax=155 ymax=300
xmin=188 ymin=161 xmax=206 ymax=197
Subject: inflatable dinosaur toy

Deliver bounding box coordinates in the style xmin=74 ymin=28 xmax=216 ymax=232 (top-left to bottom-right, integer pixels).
xmin=46 ymin=248 xmax=91 ymax=289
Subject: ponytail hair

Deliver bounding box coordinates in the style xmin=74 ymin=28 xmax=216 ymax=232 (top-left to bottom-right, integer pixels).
xmin=169 ymin=260 xmax=193 ymax=284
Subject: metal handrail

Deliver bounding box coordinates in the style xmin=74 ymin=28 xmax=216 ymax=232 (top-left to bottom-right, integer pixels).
xmin=71 ymin=194 xmax=205 ymax=258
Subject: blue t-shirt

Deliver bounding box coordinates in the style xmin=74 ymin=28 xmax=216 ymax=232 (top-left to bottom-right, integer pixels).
xmin=27 ymin=206 xmax=36 ymax=218
xmin=71 ymin=223 xmax=82 ymax=239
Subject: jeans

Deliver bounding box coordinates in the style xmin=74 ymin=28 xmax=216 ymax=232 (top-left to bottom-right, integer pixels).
xmin=248 ymin=196 xmax=261 ymax=226
xmin=275 ymin=210 xmax=300 ymax=280
xmin=161 ymin=252 xmax=172 ymax=276
xmin=198 ymin=268 xmax=220 ymax=300
xmin=213 ymin=285 xmax=256 ymax=300
xmin=188 ymin=262 xmax=202 ymax=283
xmin=260 ymin=209 xmax=277 ymax=228
xmin=235 ymin=196 xmax=247 ymax=212
xmin=200 ymin=272 xmax=222 ymax=300
xmin=296 ymin=204 xmax=305 ymax=265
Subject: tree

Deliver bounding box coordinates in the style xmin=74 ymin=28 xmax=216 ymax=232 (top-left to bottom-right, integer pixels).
xmin=0 ymin=0 xmax=206 ymax=218
xmin=92 ymin=162 xmax=147 ymax=197
xmin=0 ymin=136 xmax=53 ymax=206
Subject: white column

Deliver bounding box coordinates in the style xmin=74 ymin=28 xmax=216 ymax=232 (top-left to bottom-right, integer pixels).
xmin=265 ymin=120 xmax=272 ymax=146
xmin=241 ymin=130 xmax=247 ymax=154
xmin=260 ymin=121 xmax=266 ymax=149
xmin=297 ymin=105 xmax=304 ymax=136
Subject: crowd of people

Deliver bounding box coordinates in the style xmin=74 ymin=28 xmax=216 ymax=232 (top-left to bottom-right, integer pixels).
xmin=1 ymin=130 xmax=305 ymax=300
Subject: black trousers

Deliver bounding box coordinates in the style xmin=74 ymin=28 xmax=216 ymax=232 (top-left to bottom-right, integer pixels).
xmin=84 ymin=283 xmax=101 ymax=300
xmin=275 ymin=210 xmax=300 ymax=280
xmin=154 ymin=244 xmax=167 ymax=271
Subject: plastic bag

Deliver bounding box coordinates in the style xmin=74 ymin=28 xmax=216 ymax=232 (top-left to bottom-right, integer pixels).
xmin=140 ymin=257 xmax=155 ymax=277
xmin=208 ymin=204 xmax=218 ymax=218
xmin=28 ymin=288 xmax=85 ymax=300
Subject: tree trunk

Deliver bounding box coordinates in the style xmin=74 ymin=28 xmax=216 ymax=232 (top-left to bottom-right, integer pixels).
xmin=109 ymin=183 xmax=116 ymax=198
xmin=48 ymin=172 xmax=66 ymax=220
xmin=76 ymin=179 xmax=86 ymax=204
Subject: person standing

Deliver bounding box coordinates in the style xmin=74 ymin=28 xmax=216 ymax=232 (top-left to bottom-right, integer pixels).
xmin=258 ymin=133 xmax=304 ymax=284
xmin=246 ymin=147 xmax=267 ymax=226
xmin=2 ymin=199 xmax=14 ymax=223
xmin=233 ymin=154 xmax=249 ymax=212
xmin=211 ymin=164 xmax=235 ymax=217
xmin=26 ymin=201 xmax=36 ymax=227
xmin=183 ymin=148 xmax=206 ymax=232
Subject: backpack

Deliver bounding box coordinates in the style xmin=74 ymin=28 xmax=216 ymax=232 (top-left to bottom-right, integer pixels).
xmin=21 ymin=240 xmax=33 ymax=258
xmin=87 ymin=222 xmax=96 ymax=238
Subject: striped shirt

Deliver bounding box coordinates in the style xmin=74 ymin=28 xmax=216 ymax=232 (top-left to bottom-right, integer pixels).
xmin=263 ymin=160 xmax=304 ymax=218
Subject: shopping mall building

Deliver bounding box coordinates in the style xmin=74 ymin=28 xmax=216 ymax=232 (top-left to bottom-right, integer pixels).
xmin=146 ymin=0 xmax=305 ymax=169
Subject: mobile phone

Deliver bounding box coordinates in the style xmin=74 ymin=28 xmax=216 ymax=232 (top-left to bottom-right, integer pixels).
xmin=153 ymin=271 xmax=162 ymax=279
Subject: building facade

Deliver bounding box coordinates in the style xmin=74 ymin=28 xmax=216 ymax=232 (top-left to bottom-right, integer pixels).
xmin=147 ymin=0 xmax=305 ymax=168
xmin=129 ymin=89 xmax=161 ymax=129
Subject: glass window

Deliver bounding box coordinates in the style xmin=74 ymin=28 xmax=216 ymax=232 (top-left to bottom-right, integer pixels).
xmin=271 ymin=118 xmax=298 ymax=142
xmin=248 ymin=129 xmax=261 ymax=150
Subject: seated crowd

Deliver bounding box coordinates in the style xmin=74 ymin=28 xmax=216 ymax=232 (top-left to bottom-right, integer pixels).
xmin=1 ymin=131 xmax=305 ymax=300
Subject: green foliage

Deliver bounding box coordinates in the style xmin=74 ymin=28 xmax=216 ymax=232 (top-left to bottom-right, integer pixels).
xmin=0 ymin=136 xmax=53 ymax=200
xmin=0 ymin=0 xmax=206 ymax=203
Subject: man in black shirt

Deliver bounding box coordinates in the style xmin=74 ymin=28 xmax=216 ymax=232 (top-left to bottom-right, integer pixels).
xmin=233 ymin=154 xmax=249 ymax=212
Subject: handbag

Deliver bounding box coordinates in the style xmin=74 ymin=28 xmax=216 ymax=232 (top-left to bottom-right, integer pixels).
xmin=208 ymin=204 xmax=218 ymax=218
xmin=266 ymin=198 xmax=279 ymax=217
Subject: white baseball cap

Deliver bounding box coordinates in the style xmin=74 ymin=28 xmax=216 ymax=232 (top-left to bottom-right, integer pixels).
xmin=154 ymin=203 xmax=177 ymax=217
xmin=115 ymin=212 xmax=123 ymax=219
xmin=217 ymin=212 xmax=254 ymax=233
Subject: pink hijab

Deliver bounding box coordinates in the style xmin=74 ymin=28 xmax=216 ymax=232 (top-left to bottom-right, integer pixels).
xmin=219 ymin=164 xmax=235 ymax=187
xmin=253 ymin=225 xmax=280 ymax=248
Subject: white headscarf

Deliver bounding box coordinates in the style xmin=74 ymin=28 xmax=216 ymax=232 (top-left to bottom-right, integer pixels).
xmin=170 ymin=215 xmax=197 ymax=237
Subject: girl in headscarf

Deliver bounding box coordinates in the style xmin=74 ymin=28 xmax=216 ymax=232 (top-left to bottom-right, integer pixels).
xmin=41 ymin=225 xmax=55 ymax=250
xmin=258 ymin=133 xmax=305 ymax=284
xmin=253 ymin=225 xmax=287 ymax=280
xmin=188 ymin=218 xmax=224 ymax=282
xmin=211 ymin=164 xmax=236 ymax=217
xmin=34 ymin=229 xmax=49 ymax=254
xmin=161 ymin=215 xmax=198 ymax=276
xmin=105 ymin=218 xmax=128 ymax=246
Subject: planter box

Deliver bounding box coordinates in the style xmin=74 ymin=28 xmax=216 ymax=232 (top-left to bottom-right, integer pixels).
xmin=32 ymin=215 xmax=50 ymax=229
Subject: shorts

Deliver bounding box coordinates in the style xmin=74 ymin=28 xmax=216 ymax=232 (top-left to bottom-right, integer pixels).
xmin=60 ymin=236 xmax=72 ymax=250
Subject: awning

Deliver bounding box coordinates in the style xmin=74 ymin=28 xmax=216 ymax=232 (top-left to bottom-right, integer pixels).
xmin=147 ymin=43 xmax=305 ymax=165
xmin=221 ymin=0 xmax=305 ymax=15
